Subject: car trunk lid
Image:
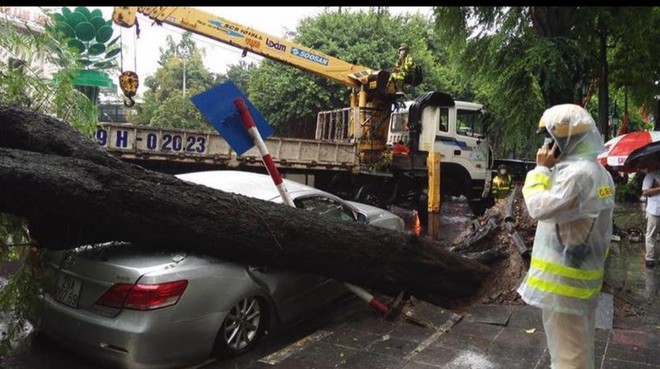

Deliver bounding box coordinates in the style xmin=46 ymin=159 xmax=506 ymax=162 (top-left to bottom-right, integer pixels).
xmin=41 ymin=242 xmax=187 ymax=315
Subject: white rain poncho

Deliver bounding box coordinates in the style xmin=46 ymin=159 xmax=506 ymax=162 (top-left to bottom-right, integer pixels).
xmin=517 ymin=104 xmax=615 ymax=316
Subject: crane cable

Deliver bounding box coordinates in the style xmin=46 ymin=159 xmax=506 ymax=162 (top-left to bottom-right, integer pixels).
xmin=118 ymin=18 xmax=139 ymax=107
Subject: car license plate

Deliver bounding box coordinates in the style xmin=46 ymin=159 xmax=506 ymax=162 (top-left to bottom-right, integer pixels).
xmin=55 ymin=274 xmax=82 ymax=308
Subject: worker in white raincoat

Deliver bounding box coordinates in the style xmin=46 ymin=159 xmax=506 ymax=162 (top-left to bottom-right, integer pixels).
xmin=518 ymin=104 xmax=615 ymax=369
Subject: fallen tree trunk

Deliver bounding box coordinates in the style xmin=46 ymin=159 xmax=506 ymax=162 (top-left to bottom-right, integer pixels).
xmin=0 ymin=106 xmax=491 ymax=307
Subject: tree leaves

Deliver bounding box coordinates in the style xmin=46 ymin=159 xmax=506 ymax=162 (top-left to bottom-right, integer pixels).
xmin=433 ymin=6 xmax=659 ymax=159
xmin=132 ymin=32 xmax=216 ymax=130
xmin=247 ymin=8 xmax=446 ymax=137
xmin=0 ymin=14 xmax=98 ymax=356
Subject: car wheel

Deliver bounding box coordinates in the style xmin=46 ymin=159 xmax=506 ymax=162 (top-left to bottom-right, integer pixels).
xmin=213 ymin=296 xmax=267 ymax=358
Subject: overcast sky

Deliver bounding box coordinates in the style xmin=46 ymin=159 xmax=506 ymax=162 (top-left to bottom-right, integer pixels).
xmin=92 ymin=7 xmax=434 ymax=77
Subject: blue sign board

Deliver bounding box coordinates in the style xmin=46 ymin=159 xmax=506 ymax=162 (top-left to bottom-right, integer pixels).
xmin=190 ymin=81 xmax=274 ymax=156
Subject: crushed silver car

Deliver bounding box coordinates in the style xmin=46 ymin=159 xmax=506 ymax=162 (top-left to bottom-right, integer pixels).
xmin=36 ymin=170 xmax=404 ymax=369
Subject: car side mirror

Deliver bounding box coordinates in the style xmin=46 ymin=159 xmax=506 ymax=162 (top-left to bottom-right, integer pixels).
xmin=356 ymin=212 xmax=368 ymax=224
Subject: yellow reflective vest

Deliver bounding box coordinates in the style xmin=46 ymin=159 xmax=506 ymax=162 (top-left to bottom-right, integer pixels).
xmin=491 ymin=174 xmax=512 ymax=199
xmin=517 ymin=160 xmax=614 ymax=315
xmin=390 ymin=55 xmax=414 ymax=82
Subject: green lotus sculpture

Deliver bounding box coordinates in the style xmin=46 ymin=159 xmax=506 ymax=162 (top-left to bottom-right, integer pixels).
xmin=50 ymin=6 xmax=120 ymax=104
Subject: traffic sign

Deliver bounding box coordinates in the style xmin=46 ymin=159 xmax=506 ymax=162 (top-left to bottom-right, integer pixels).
xmin=191 ymin=81 xmax=274 ymax=155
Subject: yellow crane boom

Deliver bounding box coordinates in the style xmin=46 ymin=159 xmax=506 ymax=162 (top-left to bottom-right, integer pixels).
xmin=112 ymin=7 xmax=383 ymax=89
xmin=112 ymin=6 xmax=401 ymax=161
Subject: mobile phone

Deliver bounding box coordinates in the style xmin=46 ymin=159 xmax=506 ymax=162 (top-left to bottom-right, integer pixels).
xmin=544 ymin=137 xmax=561 ymax=158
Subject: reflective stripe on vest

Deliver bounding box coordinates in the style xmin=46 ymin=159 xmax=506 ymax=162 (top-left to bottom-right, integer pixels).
xmin=527 ymin=257 xmax=603 ymax=300
xmin=493 ymin=176 xmax=512 ymax=191
xmin=522 ymin=171 xmax=551 ymax=197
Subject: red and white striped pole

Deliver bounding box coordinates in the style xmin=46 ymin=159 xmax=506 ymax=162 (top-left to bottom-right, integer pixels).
xmin=234 ymin=98 xmax=294 ymax=207
xmin=234 ymin=98 xmax=389 ymax=316
xmin=343 ymin=282 xmax=389 ymax=315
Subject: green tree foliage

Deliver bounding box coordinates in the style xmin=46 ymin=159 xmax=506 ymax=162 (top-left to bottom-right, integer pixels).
xmin=248 ymin=8 xmax=451 ymax=137
xmin=0 ymin=213 xmax=40 ymax=356
xmin=434 ymin=7 xmax=586 ymax=158
xmin=128 ymin=33 xmax=217 ymax=130
xmin=433 ymin=6 xmax=659 ymax=159
xmin=606 ymin=7 xmax=660 ymax=128
xmin=128 ymin=9 xmax=450 ymax=137
xmin=216 ymin=60 xmax=257 ymax=96
xmin=0 ymin=7 xmax=100 ymax=355
xmin=0 ymin=10 xmax=98 ymax=136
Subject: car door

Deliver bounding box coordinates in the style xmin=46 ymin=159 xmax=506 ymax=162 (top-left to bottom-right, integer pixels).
xmin=247 ymin=195 xmax=355 ymax=324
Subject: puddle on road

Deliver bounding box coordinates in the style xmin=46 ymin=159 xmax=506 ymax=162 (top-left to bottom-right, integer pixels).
xmin=606 ymin=201 xmax=660 ymax=316
xmin=427 ymin=196 xmax=475 ymax=244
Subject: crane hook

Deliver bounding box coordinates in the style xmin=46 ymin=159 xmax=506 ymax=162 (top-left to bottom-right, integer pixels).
xmin=118 ymin=71 xmax=139 ymax=108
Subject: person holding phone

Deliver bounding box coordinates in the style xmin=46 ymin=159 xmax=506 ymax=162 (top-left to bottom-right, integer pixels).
xmin=517 ymin=104 xmax=615 ymax=369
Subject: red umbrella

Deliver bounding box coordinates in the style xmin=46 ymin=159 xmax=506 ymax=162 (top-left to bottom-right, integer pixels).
xmin=598 ymin=131 xmax=660 ymax=169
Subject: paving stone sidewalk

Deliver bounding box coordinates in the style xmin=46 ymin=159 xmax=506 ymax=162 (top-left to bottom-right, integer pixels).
xmin=3 ymin=292 xmax=659 ymax=369
xmin=243 ymin=295 xmax=660 ymax=369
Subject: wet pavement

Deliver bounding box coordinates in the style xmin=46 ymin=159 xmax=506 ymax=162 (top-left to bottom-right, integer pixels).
xmin=8 ymin=291 xmax=660 ymax=369
xmin=4 ymin=200 xmax=660 ymax=369
xmin=204 ymin=213 xmax=660 ymax=369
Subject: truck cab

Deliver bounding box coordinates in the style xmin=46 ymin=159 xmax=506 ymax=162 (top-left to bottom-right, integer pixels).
xmin=387 ymin=92 xmax=493 ymax=215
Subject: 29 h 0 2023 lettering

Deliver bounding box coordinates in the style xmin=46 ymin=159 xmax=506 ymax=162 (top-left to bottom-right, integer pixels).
xmin=96 ymin=128 xmax=207 ymax=153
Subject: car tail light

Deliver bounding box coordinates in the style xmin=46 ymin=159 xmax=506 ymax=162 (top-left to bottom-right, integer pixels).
xmin=96 ymin=280 xmax=188 ymax=310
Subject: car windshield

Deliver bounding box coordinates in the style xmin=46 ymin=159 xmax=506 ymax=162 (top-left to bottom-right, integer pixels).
xmin=295 ymin=196 xmax=356 ymax=222
xmin=457 ymin=109 xmax=485 ymax=138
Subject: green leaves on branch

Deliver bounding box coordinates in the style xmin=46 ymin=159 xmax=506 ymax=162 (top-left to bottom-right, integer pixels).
xmin=247 ymin=8 xmax=447 ymax=136
xmin=130 ymin=32 xmax=218 ymax=130
xmin=433 ymin=6 xmax=660 ymax=159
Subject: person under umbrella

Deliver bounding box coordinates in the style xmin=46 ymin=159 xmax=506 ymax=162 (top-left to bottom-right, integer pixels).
xmin=641 ymin=160 xmax=660 ymax=268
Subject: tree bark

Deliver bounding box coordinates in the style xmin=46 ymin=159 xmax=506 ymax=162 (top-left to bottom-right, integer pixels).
xmin=0 ymin=106 xmax=491 ymax=307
